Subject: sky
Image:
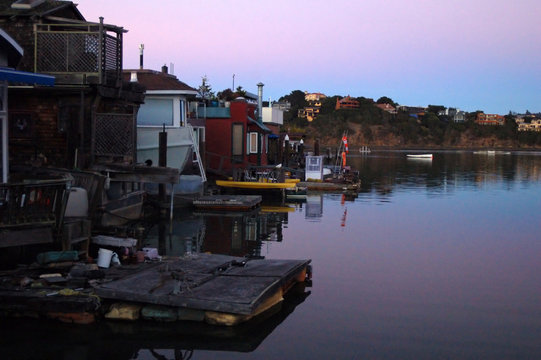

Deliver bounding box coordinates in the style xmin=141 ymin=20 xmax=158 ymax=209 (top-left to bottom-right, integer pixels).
xmin=75 ymin=0 xmax=540 ymax=114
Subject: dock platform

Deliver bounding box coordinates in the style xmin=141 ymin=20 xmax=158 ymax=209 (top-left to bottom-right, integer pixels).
xmin=0 ymin=253 xmax=310 ymax=326
xmin=297 ymin=181 xmax=360 ymax=192
xmin=193 ymin=195 xmax=262 ymax=211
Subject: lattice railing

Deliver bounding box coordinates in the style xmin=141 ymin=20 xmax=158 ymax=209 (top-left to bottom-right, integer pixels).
xmin=94 ymin=113 xmax=134 ymax=159
xmin=35 ymin=23 xmax=122 ymax=85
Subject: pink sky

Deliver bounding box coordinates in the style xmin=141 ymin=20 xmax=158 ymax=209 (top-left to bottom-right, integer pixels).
xmin=76 ymin=0 xmax=540 ymax=114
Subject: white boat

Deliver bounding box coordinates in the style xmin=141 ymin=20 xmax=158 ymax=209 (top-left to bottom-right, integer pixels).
xmin=407 ymin=154 xmax=433 ymax=159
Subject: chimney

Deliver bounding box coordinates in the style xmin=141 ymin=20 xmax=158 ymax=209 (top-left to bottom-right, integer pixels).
xmin=257 ymin=82 xmax=264 ymax=123
xmin=161 ymin=64 xmax=168 ymax=74
xmin=139 ymin=44 xmax=144 ymax=70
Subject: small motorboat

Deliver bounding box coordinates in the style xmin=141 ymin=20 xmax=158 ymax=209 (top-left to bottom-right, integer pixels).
xmin=407 ymin=154 xmax=433 ymax=159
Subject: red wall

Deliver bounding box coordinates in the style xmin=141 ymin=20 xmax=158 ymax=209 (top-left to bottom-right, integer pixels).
xmin=205 ymin=100 xmax=269 ymax=174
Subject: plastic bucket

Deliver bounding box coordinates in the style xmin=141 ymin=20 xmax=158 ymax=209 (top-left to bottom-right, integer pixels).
xmin=97 ymin=248 xmax=113 ymax=268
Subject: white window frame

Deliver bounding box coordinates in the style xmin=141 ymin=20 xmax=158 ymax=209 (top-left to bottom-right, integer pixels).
xmin=248 ymin=132 xmax=259 ymax=154
xmin=137 ymin=95 xmax=187 ymax=128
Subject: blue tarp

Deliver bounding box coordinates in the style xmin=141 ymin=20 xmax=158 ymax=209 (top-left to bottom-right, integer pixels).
xmin=0 ymin=68 xmax=54 ymax=86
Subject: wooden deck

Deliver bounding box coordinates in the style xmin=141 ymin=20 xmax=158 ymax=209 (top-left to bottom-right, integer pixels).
xmin=95 ymin=254 xmax=309 ymax=316
xmin=193 ymin=195 xmax=262 ymax=211
xmin=0 ymin=253 xmax=311 ymax=326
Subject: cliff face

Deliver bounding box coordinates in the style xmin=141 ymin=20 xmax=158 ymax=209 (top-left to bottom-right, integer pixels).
xmin=308 ymin=123 xmax=531 ymax=149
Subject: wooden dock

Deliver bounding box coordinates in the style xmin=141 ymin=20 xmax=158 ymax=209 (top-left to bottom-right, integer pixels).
xmin=0 ymin=253 xmax=311 ymax=326
xmin=193 ymin=195 xmax=262 ymax=211
xmin=297 ymin=181 xmax=360 ymax=192
xmin=95 ymin=253 xmax=310 ymax=325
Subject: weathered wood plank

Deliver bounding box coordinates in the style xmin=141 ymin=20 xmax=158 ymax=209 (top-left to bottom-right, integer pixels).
xmin=0 ymin=227 xmax=53 ymax=248
xmin=94 ymin=254 xmax=310 ymax=315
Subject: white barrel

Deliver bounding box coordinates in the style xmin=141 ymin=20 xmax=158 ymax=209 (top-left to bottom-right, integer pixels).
xmin=97 ymin=248 xmax=113 ymax=268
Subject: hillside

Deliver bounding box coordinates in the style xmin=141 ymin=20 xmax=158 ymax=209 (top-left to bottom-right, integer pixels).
xmin=307 ymin=122 xmax=523 ymax=150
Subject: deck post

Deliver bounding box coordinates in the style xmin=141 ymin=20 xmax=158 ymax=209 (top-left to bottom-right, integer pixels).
xmin=159 ymin=125 xmax=167 ymax=204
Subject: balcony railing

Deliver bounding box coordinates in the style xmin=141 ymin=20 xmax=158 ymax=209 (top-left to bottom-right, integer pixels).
xmin=34 ymin=20 xmax=123 ymax=86
xmin=196 ymin=106 xmax=231 ymax=118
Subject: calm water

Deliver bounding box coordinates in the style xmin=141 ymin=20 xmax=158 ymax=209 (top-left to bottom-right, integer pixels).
xmin=1 ymin=151 xmax=540 ymax=359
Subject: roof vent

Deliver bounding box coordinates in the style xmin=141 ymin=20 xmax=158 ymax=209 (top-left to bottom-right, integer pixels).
xmin=11 ymin=0 xmax=46 ymax=10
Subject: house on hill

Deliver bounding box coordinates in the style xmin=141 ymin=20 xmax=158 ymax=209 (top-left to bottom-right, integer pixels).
xmin=475 ymin=113 xmax=504 ymax=126
xmin=336 ymin=96 xmax=359 ymax=110
xmin=375 ymin=103 xmax=397 ymax=114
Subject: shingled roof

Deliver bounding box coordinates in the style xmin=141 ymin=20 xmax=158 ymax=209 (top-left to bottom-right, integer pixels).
xmin=0 ymin=0 xmax=84 ymax=20
xmin=123 ymin=69 xmax=197 ymax=94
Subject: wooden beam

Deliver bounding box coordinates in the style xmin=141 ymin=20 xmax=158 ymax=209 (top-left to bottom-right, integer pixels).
xmin=0 ymin=227 xmax=53 ymax=248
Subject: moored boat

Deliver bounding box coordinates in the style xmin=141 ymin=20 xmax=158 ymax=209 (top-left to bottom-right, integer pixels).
xmin=216 ymin=180 xmax=296 ymax=190
xmin=406 ymin=154 xmax=433 ymax=159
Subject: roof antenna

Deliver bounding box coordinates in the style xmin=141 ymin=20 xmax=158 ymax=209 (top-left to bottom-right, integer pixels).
xmin=139 ymin=44 xmax=144 ymax=70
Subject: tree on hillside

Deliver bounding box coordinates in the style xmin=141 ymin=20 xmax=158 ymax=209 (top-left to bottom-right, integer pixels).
xmin=280 ymin=90 xmax=307 ymax=109
xmin=279 ymin=90 xmax=308 ymax=125
xmin=427 ymin=105 xmax=445 ymax=115
xmin=499 ymin=114 xmax=518 ymax=139
xmin=319 ymin=96 xmax=339 ymax=114
xmin=376 ymin=96 xmax=396 ymax=106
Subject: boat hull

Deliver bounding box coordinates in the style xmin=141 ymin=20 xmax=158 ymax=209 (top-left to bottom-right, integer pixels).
xmin=407 ymin=154 xmax=433 ymax=159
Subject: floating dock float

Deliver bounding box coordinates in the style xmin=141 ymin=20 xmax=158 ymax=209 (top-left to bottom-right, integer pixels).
xmin=297 ymin=181 xmax=360 ymax=192
xmin=95 ymin=254 xmax=310 ymax=326
xmin=193 ymin=195 xmax=262 ymax=211
xmin=0 ymin=253 xmax=311 ymax=326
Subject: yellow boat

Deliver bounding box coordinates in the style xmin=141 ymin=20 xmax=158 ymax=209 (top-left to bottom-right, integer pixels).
xmin=216 ymin=180 xmax=297 ymax=190
xmin=261 ymin=205 xmax=296 ymax=213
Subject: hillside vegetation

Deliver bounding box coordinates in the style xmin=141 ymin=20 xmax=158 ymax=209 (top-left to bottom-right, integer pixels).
xmin=280 ymin=91 xmax=541 ymax=149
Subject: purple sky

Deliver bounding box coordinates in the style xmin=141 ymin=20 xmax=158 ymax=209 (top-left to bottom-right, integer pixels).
xmin=76 ymin=0 xmax=540 ymax=114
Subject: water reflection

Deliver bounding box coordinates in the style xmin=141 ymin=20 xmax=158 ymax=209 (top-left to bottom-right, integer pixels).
xmin=349 ymin=150 xmax=541 ymax=201
xmin=0 ymin=283 xmax=310 ymax=360
xmin=142 ymin=207 xmax=290 ymax=259
xmin=2 ymin=151 xmax=540 ymax=359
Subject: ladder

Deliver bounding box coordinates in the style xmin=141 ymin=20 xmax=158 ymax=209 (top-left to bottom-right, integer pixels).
xmin=188 ymin=124 xmax=207 ymax=183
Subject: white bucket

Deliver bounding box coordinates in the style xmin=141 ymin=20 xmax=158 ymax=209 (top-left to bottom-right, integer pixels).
xmin=97 ymin=248 xmax=113 ymax=268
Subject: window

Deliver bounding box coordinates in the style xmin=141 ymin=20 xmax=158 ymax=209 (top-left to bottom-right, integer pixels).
xmin=232 ymin=124 xmax=244 ymax=157
xmin=179 ymin=99 xmax=185 ymax=126
xmin=247 ymin=132 xmax=259 ymax=154
xmin=137 ymin=98 xmax=174 ymax=126
xmin=307 ymin=156 xmax=322 ymax=172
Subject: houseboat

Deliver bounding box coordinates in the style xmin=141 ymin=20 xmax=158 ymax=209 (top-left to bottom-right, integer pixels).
xmin=123 ymin=67 xmax=206 ymax=200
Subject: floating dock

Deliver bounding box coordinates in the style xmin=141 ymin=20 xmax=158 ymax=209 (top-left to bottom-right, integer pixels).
xmin=297 ymin=181 xmax=360 ymax=192
xmin=0 ymin=253 xmax=311 ymax=326
xmin=193 ymin=195 xmax=262 ymax=211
